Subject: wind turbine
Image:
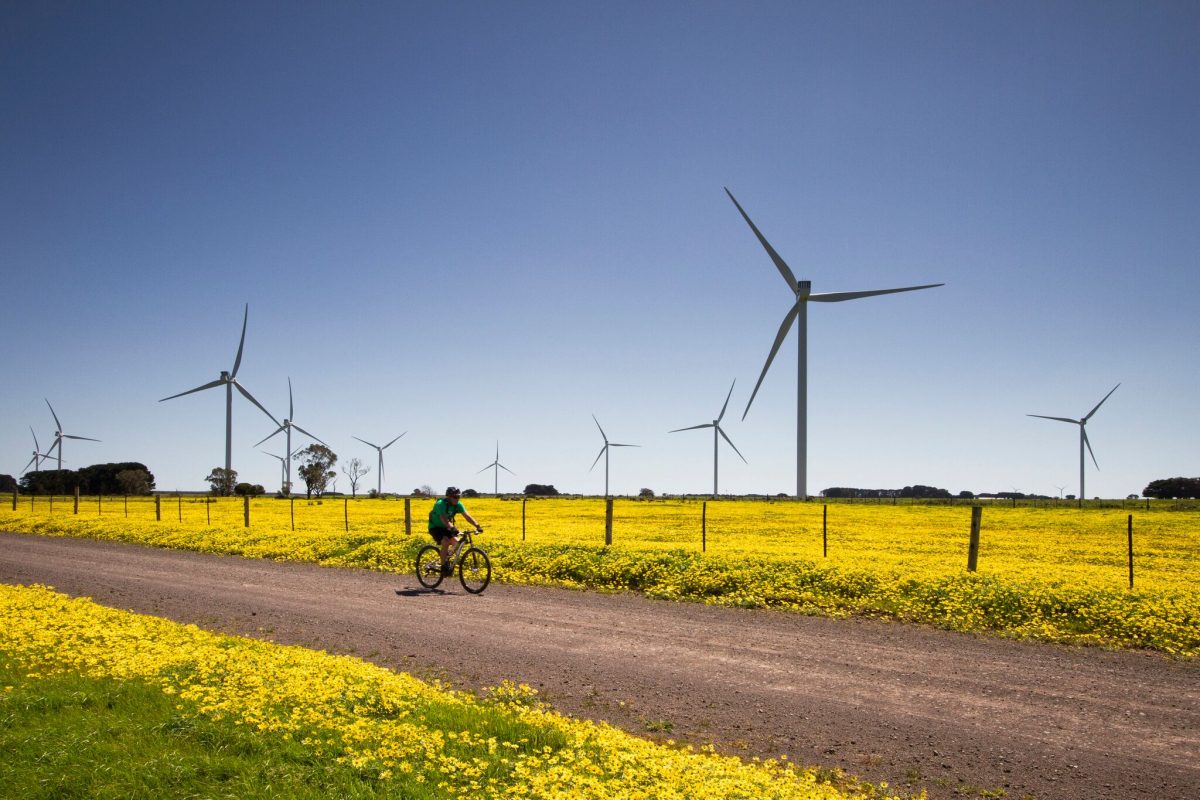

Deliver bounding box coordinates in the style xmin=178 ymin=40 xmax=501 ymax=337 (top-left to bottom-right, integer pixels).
xmin=1028 ymin=383 xmax=1120 ymax=504
xmin=23 ymin=426 xmax=54 ymax=473
xmin=159 ymin=304 xmax=280 ymax=480
xmin=254 ymin=377 xmax=325 ymax=494
xmin=590 ymin=415 xmax=638 ymax=498
xmin=476 ymin=441 xmax=516 ymax=495
xmin=262 ymin=451 xmax=287 ymax=492
xmin=670 ymin=380 xmax=747 ymax=498
xmin=43 ymin=399 xmax=100 ymax=471
xmin=727 ymin=188 xmax=943 ymax=499
xmin=353 ymin=433 xmax=405 ymax=497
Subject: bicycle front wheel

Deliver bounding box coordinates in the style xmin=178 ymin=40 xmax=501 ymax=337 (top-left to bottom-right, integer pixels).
xmin=458 ymin=547 xmax=491 ymax=594
xmin=416 ymin=545 xmax=444 ymax=589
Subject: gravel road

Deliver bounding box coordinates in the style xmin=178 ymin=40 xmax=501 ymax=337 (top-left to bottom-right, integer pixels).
xmin=2 ymin=531 xmax=1197 ymax=800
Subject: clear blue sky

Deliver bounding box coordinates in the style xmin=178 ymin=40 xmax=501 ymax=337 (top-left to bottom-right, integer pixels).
xmin=3 ymin=1 xmax=1197 ymax=498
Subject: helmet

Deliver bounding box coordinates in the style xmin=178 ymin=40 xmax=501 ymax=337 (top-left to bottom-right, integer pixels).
xmin=446 ymin=486 xmax=461 ymax=498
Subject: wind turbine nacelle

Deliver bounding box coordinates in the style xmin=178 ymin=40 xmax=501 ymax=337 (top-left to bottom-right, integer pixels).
xmin=796 ymin=280 xmax=811 ymax=298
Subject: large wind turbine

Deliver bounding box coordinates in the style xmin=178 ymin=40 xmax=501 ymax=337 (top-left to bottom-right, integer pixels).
xmin=476 ymin=441 xmax=516 ymax=495
xmin=352 ymin=433 xmax=405 ymax=497
xmin=159 ymin=304 xmax=279 ymax=479
xmin=590 ymin=415 xmax=638 ymax=498
xmin=1028 ymin=383 xmax=1120 ymax=504
xmin=727 ymin=188 xmax=943 ymax=499
xmin=255 ymin=378 xmax=325 ymax=494
xmin=43 ymin=399 xmax=100 ymax=471
xmin=670 ymin=380 xmax=747 ymax=498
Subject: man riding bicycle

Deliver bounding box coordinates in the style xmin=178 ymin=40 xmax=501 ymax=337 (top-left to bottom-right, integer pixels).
xmin=428 ymin=486 xmax=482 ymax=576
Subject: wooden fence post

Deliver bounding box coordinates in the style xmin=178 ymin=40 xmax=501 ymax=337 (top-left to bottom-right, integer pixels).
xmin=1127 ymin=514 xmax=1134 ymax=589
xmin=73 ymin=486 xmax=79 ymax=515
xmin=155 ymin=495 xmax=161 ymax=521
xmin=344 ymin=497 xmax=349 ymax=532
xmin=243 ymin=495 xmax=250 ymax=528
xmin=522 ymin=498 xmax=527 ymax=541
xmin=701 ymin=501 xmax=707 ymax=552
xmin=206 ymin=496 xmax=210 ymax=525
xmin=605 ymin=497 xmax=613 ymax=546
xmin=404 ymin=497 xmax=411 ymax=537
xmin=967 ymin=506 xmax=982 ymax=572
xmin=11 ymin=491 xmax=16 ymax=510
xmin=823 ymin=504 xmax=828 ymax=557
xmin=124 ymin=495 xmax=128 ymax=517
xmin=98 ymin=494 xmax=102 ymax=516
xmin=178 ymin=494 xmax=182 ymax=522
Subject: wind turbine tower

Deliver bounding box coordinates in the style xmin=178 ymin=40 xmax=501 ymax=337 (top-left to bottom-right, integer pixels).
xmin=353 ymin=433 xmax=406 ymax=497
xmin=670 ymin=380 xmax=747 ymax=498
xmin=477 ymin=442 xmax=516 ymax=495
xmin=43 ymin=399 xmax=100 ymax=471
xmin=590 ymin=415 xmax=638 ymax=498
xmin=1028 ymin=383 xmax=1119 ymax=505
xmin=159 ymin=304 xmax=280 ymax=480
xmin=727 ymin=188 xmax=943 ymax=499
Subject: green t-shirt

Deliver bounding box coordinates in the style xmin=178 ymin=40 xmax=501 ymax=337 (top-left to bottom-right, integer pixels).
xmin=428 ymin=498 xmax=466 ymax=531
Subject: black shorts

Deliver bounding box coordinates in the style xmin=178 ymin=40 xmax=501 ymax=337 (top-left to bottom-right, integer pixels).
xmin=430 ymin=527 xmax=458 ymax=543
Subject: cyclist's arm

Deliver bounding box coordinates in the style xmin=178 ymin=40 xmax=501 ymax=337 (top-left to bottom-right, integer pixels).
xmin=461 ymin=511 xmax=481 ymax=531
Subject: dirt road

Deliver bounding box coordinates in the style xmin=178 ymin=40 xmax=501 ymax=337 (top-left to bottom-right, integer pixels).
xmin=2 ymin=532 xmax=1197 ymax=800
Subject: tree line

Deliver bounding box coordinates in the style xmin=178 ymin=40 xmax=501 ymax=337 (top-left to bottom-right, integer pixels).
xmin=14 ymin=463 xmax=155 ymax=496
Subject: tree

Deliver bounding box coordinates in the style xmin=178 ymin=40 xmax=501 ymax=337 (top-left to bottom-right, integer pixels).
xmin=206 ymin=468 xmax=238 ymax=496
xmin=0 ymin=474 xmax=16 ymax=493
xmin=1142 ymin=477 xmax=1200 ymax=499
xmin=294 ymin=444 xmax=337 ymax=499
xmin=115 ymin=468 xmax=153 ymax=495
xmin=638 ymin=487 xmax=655 ymax=498
xmin=523 ymin=483 xmax=560 ymax=496
xmin=234 ymin=482 xmax=266 ymax=496
xmin=342 ymin=457 xmax=370 ymax=498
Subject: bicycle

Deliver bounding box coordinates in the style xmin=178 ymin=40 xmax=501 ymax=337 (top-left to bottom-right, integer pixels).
xmin=416 ymin=528 xmax=491 ymax=594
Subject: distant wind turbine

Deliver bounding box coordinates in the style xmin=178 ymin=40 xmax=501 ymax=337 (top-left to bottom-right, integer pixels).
xmin=476 ymin=442 xmax=516 ymax=495
xmin=353 ymin=433 xmax=405 ymax=497
xmin=255 ymin=378 xmax=325 ymax=494
xmin=670 ymin=380 xmax=747 ymax=498
xmin=43 ymin=399 xmax=100 ymax=471
xmin=727 ymin=188 xmax=943 ymax=499
xmin=23 ymin=426 xmax=54 ymax=473
xmin=1028 ymin=383 xmax=1120 ymax=504
xmin=590 ymin=415 xmax=638 ymax=498
xmin=262 ymin=451 xmax=287 ymax=492
xmin=159 ymin=304 xmax=280 ymax=480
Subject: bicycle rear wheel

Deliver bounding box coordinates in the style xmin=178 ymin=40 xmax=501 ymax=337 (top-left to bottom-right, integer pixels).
xmin=458 ymin=547 xmax=491 ymax=594
xmin=416 ymin=545 xmax=444 ymax=589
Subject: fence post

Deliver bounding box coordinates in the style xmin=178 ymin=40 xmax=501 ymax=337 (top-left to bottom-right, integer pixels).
xmin=404 ymin=497 xmax=411 ymax=537
xmin=124 ymin=495 xmax=128 ymax=517
xmin=155 ymin=494 xmax=161 ymax=521
xmin=701 ymin=501 xmax=707 ymax=552
xmin=98 ymin=493 xmax=102 ymax=516
xmin=522 ymin=498 xmax=527 ymax=541
xmin=243 ymin=495 xmax=250 ymax=528
xmin=74 ymin=486 xmax=79 ymax=515
xmin=178 ymin=494 xmax=182 ymax=522
xmin=605 ymin=497 xmax=613 ymax=546
xmin=1127 ymin=514 xmax=1134 ymax=589
xmin=206 ymin=496 xmax=210 ymax=526
xmin=823 ymin=504 xmax=828 ymax=557
xmin=967 ymin=506 xmax=982 ymax=572
xmin=50 ymin=494 xmax=54 ymax=513
xmin=344 ymin=497 xmax=349 ymax=532
xmin=11 ymin=491 xmax=15 ymax=510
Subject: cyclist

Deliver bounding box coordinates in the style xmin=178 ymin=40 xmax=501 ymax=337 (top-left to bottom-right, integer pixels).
xmin=428 ymin=486 xmax=482 ymax=576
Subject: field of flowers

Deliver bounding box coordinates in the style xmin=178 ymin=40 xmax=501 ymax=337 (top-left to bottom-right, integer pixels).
xmin=3 ymin=495 xmax=1198 ymax=655
xmin=0 ymin=583 xmax=900 ymax=799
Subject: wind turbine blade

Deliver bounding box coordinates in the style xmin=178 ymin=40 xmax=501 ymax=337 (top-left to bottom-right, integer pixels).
xmin=724 ymin=188 xmax=798 ymax=291
xmin=1084 ymin=383 xmax=1120 ymax=421
xmin=287 ymin=376 xmax=294 ymax=420
xmin=718 ymin=426 xmax=749 ymax=464
xmin=62 ymin=434 xmax=100 ymax=442
xmin=589 ymin=445 xmax=607 ymax=472
xmin=383 ymin=433 xmax=406 ymax=449
xmin=23 ymin=455 xmax=37 ymax=472
xmin=261 ymin=451 xmax=285 ymax=463
xmin=233 ymin=382 xmax=282 ymax=426
xmin=609 ymin=443 xmax=639 ymax=448
xmin=499 ymin=463 xmax=516 ymax=475
xmin=717 ymin=379 xmax=736 ymax=423
xmin=231 ymin=304 xmax=248 ymax=377
xmin=352 ymin=436 xmax=380 ymax=449
xmin=160 ymin=379 xmax=225 ymax=402
xmin=254 ymin=426 xmax=286 ymax=447
xmin=45 ymin=399 xmax=63 ymax=431
xmin=30 ymin=426 xmax=41 ymax=451
xmin=1027 ymin=414 xmax=1080 ymax=425
xmin=743 ymin=302 xmax=800 ymax=420
xmin=809 ymin=284 xmax=944 ymax=303
xmin=476 ymin=463 xmax=493 ymax=474
xmin=592 ymin=414 xmax=608 ymax=442
xmin=669 ymin=423 xmax=713 ymax=433
xmin=1083 ymin=428 xmax=1099 ymax=470
xmin=290 ymin=424 xmax=326 ymax=446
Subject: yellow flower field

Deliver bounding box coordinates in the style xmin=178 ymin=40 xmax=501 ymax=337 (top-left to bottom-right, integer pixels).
xmin=2 ymin=496 xmax=1197 ymax=655
xmin=0 ymin=583 xmax=900 ymax=800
